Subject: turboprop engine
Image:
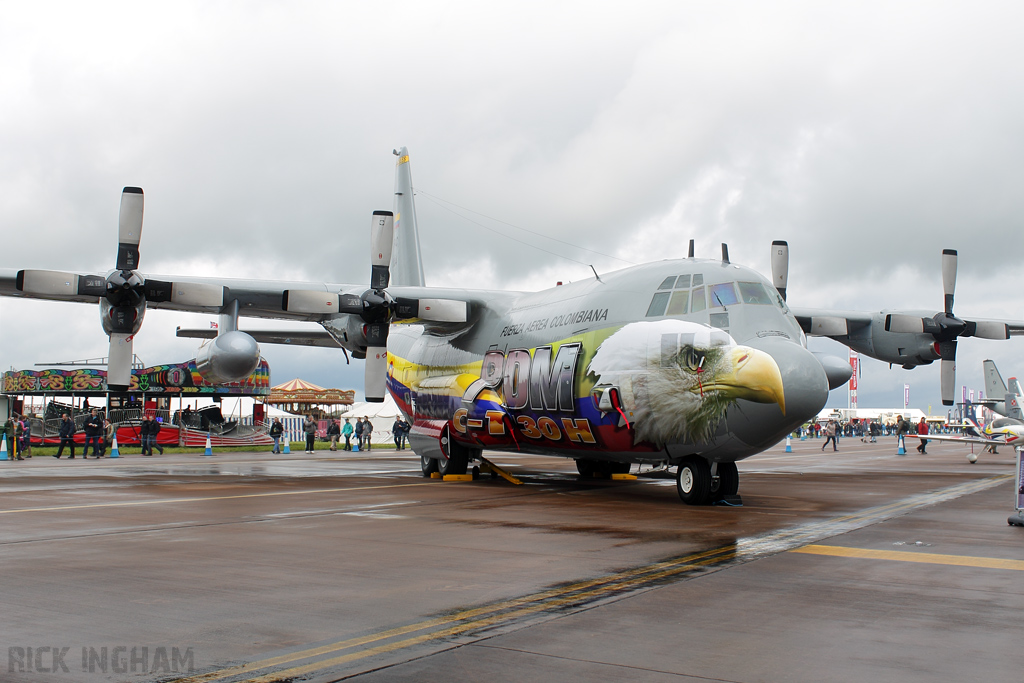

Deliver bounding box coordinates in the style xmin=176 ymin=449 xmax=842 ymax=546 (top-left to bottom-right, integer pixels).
xmin=194 ymin=330 xmax=262 ymax=385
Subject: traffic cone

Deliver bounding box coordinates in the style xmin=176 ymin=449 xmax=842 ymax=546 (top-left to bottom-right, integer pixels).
xmin=203 ymin=434 xmax=213 ymax=456
xmin=109 ymin=435 xmax=120 ymax=458
xmin=785 ymin=436 xmax=793 ymax=453
xmin=0 ymin=435 xmax=7 ymax=461
xmin=897 ymin=439 xmax=906 ymax=456
xmin=283 ymin=439 xmax=290 ymax=454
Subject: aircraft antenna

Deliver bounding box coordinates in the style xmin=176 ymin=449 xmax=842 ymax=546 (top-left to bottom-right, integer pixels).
xmin=688 ymin=240 xmax=695 ymax=258
xmin=721 ymin=243 xmax=730 ymax=264
xmin=589 ymin=265 xmax=603 ymax=283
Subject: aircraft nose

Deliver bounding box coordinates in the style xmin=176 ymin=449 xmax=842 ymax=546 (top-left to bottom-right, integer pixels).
xmin=748 ymin=338 xmax=830 ymax=424
xmin=724 ymin=338 xmax=829 ymax=449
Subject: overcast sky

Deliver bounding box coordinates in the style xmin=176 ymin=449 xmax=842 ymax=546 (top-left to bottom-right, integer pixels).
xmin=2 ymin=1 xmax=1023 ymax=412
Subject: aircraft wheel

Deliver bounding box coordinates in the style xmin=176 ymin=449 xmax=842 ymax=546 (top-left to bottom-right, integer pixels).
xmin=676 ymin=456 xmax=712 ymax=505
xmin=438 ymin=442 xmax=470 ymax=476
xmin=421 ymin=455 xmax=438 ymax=477
xmin=715 ymin=461 xmax=739 ymax=497
xmin=575 ymin=459 xmax=597 ymax=478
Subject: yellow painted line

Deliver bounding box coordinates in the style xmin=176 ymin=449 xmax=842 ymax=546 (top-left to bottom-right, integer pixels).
xmin=792 ymin=544 xmax=1024 ymax=571
xmin=0 ymin=482 xmax=432 ymax=515
xmin=170 ymin=544 xmax=737 ymax=683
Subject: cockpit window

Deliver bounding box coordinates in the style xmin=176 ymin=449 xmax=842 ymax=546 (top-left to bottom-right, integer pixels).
xmin=666 ymin=290 xmax=689 ymax=315
xmin=658 ymin=276 xmax=677 ymax=290
xmin=692 ymin=274 xmax=704 ymax=287
xmin=691 ymin=286 xmax=706 ymax=313
xmin=646 ymin=291 xmax=670 ymax=317
xmin=709 ymin=283 xmax=738 ymax=308
xmin=674 ymin=274 xmax=691 ymax=289
xmin=738 ymin=281 xmax=772 ymax=305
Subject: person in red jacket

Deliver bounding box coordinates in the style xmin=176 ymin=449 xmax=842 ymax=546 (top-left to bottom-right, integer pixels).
xmin=916 ymin=417 xmax=930 ymax=454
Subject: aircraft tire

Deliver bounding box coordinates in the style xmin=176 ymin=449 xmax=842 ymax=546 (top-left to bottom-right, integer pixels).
xmin=575 ymin=459 xmax=597 ymax=478
xmin=438 ymin=442 xmax=470 ymax=476
xmin=676 ymin=457 xmax=712 ymax=505
xmin=715 ymin=461 xmax=739 ymax=497
xmin=421 ymin=455 xmax=439 ymax=477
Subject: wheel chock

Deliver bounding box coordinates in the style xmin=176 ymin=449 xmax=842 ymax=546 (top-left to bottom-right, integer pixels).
xmin=443 ymin=474 xmax=474 ymax=481
xmin=478 ymin=455 xmax=523 ymax=485
xmin=430 ymin=472 xmax=442 ymax=479
xmin=611 ymin=473 xmax=637 ymax=480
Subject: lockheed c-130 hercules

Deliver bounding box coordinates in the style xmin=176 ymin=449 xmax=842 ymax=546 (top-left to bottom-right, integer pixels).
xmin=3 ymin=148 xmax=1023 ymax=504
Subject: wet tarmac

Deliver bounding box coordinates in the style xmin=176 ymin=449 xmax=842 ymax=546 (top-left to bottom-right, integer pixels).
xmin=1 ymin=436 xmax=1022 ymax=682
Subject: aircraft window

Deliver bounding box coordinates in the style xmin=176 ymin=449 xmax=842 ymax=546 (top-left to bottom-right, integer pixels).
xmin=646 ymin=292 xmax=670 ymax=317
xmin=710 ymin=312 xmax=729 ymax=330
xmin=691 ymin=286 xmax=706 ymax=313
xmin=666 ymin=290 xmax=689 ymax=316
xmin=738 ymin=281 xmax=772 ymax=305
xmin=674 ymin=274 xmax=691 ymax=289
xmin=658 ymin=276 xmax=677 ymax=290
xmin=692 ymin=274 xmax=703 ymax=287
xmin=709 ymin=283 xmax=738 ymax=308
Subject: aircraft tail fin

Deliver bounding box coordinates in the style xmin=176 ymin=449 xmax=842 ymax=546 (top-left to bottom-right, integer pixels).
xmin=963 ymin=415 xmax=984 ymax=437
xmin=1005 ymin=390 xmax=1023 ymax=420
xmin=983 ymin=359 xmax=1007 ymax=401
xmin=390 ymin=147 xmax=426 ymax=287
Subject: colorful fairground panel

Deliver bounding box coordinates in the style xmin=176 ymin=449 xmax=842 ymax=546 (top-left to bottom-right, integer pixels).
xmin=1 ymin=359 xmax=271 ymax=396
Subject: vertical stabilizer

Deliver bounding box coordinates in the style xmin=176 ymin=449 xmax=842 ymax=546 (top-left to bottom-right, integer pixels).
xmin=983 ymin=359 xmax=1007 ymax=398
xmin=1004 ymin=390 xmax=1022 ymax=420
xmin=390 ymin=147 xmax=426 ymax=287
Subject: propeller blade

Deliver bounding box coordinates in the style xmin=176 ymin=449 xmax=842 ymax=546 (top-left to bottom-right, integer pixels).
xmin=146 ymin=280 xmax=224 ymax=307
xmin=364 ymin=346 xmax=388 ymax=402
xmin=107 ymin=332 xmax=134 ymax=390
xmin=338 ymin=293 xmax=364 ymax=315
xmin=281 ymin=290 xmax=340 ymax=314
xmin=964 ymin=320 xmax=1010 ymax=340
xmin=370 ymin=211 xmax=394 ymax=290
xmin=116 ymin=187 xmax=145 ymax=271
xmin=364 ymin=322 xmax=388 ymax=347
xmin=884 ymin=314 xmax=925 ymax=334
xmin=16 ymin=270 xmax=107 ymax=297
xmin=940 ymin=358 xmax=956 ymax=406
xmin=771 ymin=240 xmax=789 ymax=301
xmin=941 ymin=248 xmax=956 ymax=315
xmin=393 ymin=297 xmax=468 ymax=323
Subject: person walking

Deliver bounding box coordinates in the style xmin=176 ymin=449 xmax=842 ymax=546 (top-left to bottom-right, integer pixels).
xmin=354 ymin=417 xmax=365 ymax=451
xmin=363 ymin=417 xmax=374 ymax=451
xmin=269 ymin=418 xmax=283 ymax=454
xmin=342 ymin=418 xmax=353 ymax=451
xmin=303 ymin=415 xmax=317 ymax=453
xmin=151 ymin=416 xmax=165 ymax=454
xmin=20 ymin=415 xmax=33 ymax=458
xmin=397 ymin=417 xmax=410 ymax=450
xmin=139 ymin=415 xmax=153 ymax=455
xmin=102 ymin=415 xmax=114 ymax=457
xmin=55 ymin=413 xmax=76 ymax=459
xmin=916 ymin=417 xmax=930 ymax=454
xmin=327 ymin=419 xmax=341 ymax=451
xmin=392 ymin=417 xmax=404 ymax=450
xmin=83 ymin=409 xmax=103 ymax=458
xmin=895 ymin=415 xmax=910 ymax=453
xmin=821 ymin=419 xmax=838 ymax=452
xmin=4 ymin=415 xmax=21 ymax=460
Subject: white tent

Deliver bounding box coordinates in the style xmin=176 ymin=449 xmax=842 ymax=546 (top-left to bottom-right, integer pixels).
xmin=338 ymin=392 xmax=403 ymax=421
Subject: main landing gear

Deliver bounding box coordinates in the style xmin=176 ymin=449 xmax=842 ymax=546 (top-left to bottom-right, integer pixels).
xmin=675 ymin=456 xmax=739 ymax=505
xmin=421 ymin=431 xmax=479 ymax=477
xmin=575 ymin=458 xmax=632 ymax=478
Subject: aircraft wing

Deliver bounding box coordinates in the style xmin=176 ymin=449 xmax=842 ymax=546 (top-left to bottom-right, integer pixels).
xmin=176 ymin=327 xmax=343 ymax=348
xmin=787 ymin=307 xmax=874 ymax=337
xmin=0 ymin=268 xmax=363 ymax=322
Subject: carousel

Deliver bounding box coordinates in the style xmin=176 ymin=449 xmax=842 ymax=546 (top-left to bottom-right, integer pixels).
xmin=266 ymin=379 xmax=355 ymax=417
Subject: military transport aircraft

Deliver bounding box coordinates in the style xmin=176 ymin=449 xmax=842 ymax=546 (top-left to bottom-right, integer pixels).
xmin=3 ymin=148 xmax=1024 ymax=504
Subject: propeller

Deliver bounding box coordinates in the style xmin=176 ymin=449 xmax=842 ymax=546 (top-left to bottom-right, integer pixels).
xmin=283 ymin=210 xmax=468 ymax=402
xmin=883 ymin=249 xmax=1010 ymax=406
xmin=17 ymin=187 xmax=224 ymax=391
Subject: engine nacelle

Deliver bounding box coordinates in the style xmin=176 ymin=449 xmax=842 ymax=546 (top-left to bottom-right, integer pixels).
xmin=843 ymin=314 xmax=942 ymax=368
xmin=195 ymin=330 xmax=261 ymax=384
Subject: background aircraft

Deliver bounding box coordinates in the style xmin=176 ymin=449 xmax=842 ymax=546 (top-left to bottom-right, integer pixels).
xmin=3 ymin=149 xmax=1024 ymax=504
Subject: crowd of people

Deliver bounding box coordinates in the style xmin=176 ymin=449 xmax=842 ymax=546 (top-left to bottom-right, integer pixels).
xmin=265 ymin=414 xmax=415 ymax=454
xmin=3 ymin=408 xmax=167 ymax=460
xmin=801 ymin=414 xmax=940 ymax=453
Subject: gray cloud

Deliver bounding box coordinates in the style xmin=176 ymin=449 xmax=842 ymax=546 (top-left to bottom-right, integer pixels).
xmin=3 ymin=1 xmax=1023 ymax=408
